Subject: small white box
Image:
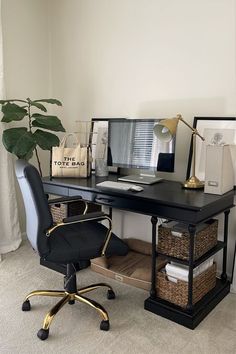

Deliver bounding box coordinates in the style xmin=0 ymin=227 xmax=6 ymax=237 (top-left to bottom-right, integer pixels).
xmin=204 ymin=144 xmax=234 ymax=195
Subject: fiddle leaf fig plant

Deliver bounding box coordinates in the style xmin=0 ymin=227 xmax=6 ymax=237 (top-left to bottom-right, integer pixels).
xmin=0 ymin=98 xmax=65 ymax=176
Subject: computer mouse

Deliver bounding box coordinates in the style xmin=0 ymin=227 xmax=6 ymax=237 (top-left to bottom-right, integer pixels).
xmin=130 ymin=185 xmax=144 ymax=192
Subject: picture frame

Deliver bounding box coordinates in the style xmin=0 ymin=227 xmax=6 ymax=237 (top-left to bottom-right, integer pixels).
xmin=91 ymin=118 xmax=126 ymax=173
xmin=186 ymin=117 xmax=236 ymax=185
xmin=91 ymin=119 xmax=109 ymax=171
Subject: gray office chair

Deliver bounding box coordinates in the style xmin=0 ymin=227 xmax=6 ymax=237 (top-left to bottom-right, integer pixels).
xmin=15 ymin=160 xmax=129 ymax=340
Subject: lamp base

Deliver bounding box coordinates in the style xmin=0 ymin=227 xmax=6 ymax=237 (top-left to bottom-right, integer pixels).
xmin=182 ymin=176 xmax=204 ymax=189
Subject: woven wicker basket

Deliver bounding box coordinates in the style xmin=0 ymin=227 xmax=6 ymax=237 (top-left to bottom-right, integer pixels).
xmin=157 ymin=219 xmax=218 ymax=261
xmin=50 ymin=203 xmax=68 ymax=223
xmin=156 ymin=263 xmax=217 ymax=308
xmin=50 ymin=200 xmax=101 ymax=223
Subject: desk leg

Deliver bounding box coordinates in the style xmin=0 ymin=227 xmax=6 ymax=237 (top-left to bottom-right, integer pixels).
xmin=186 ymin=224 xmax=195 ymax=312
xmin=150 ymin=216 xmax=158 ymax=299
xmin=221 ymin=209 xmax=230 ymax=282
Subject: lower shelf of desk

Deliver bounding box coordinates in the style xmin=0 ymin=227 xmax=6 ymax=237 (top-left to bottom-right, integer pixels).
xmin=144 ymin=278 xmax=230 ymax=329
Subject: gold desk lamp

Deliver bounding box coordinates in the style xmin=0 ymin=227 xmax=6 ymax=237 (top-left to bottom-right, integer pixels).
xmin=153 ymin=114 xmax=205 ymax=189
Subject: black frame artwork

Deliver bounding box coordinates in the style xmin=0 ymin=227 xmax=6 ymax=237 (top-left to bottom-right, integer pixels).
xmin=186 ymin=117 xmax=236 ymax=185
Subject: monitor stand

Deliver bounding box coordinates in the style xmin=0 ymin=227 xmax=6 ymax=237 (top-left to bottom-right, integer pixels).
xmin=118 ymin=173 xmax=163 ymax=185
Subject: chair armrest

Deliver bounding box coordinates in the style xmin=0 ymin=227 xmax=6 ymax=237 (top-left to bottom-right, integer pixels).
xmin=46 ymin=212 xmax=109 ymax=236
xmin=46 ymin=211 xmax=112 ymax=256
xmin=63 ymin=211 xmax=106 ymax=223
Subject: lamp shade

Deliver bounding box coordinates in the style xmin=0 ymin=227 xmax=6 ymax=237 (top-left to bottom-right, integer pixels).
xmin=153 ymin=117 xmax=179 ymax=142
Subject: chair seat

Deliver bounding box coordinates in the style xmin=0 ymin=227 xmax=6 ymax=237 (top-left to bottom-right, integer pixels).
xmin=45 ymin=222 xmax=129 ymax=264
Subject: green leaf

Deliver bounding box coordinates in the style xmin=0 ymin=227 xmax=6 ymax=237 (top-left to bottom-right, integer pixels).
xmin=34 ymin=98 xmax=62 ymax=106
xmin=2 ymin=128 xmax=36 ymax=160
xmin=23 ymin=149 xmax=34 ymax=161
xmin=33 ymin=129 xmax=60 ymax=150
xmin=0 ymin=99 xmax=27 ymax=104
xmin=26 ymin=98 xmax=47 ymax=112
xmin=1 ymin=103 xmax=27 ymax=122
xmin=32 ymin=121 xmax=65 ymax=132
xmin=32 ymin=113 xmax=65 ymax=132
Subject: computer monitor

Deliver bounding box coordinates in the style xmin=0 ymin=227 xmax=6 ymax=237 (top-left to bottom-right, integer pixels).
xmin=92 ymin=118 xmax=176 ymax=184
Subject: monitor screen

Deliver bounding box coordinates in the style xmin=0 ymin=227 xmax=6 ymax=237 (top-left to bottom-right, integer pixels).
xmin=92 ymin=118 xmax=176 ymax=172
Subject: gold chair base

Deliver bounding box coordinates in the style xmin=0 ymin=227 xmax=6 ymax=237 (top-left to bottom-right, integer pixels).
xmin=23 ymin=282 xmax=113 ymax=335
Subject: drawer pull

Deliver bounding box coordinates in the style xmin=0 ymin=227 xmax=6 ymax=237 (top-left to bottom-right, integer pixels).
xmin=95 ymin=197 xmax=114 ymax=205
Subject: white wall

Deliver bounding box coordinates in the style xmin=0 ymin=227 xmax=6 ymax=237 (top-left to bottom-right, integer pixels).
xmin=49 ymin=0 xmax=236 ymax=179
xmin=2 ymin=0 xmax=52 ymax=175
xmin=48 ymin=0 xmax=236 ymax=275
xmin=1 ymin=0 xmax=51 ymax=230
xmin=2 ymin=0 xmax=50 ymax=97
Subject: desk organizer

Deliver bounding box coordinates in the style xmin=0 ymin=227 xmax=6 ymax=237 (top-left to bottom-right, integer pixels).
xmin=157 ymin=262 xmax=217 ymax=308
xmin=91 ymin=238 xmax=167 ymax=291
xmin=157 ymin=219 xmax=218 ymax=261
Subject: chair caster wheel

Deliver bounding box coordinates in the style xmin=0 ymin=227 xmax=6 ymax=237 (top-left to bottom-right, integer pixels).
xmin=107 ymin=289 xmax=115 ymax=300
xmin=22 ymin=300 xmax=31 ymax=311
xmin=37 ymin=328 xmax=49 ymax=340
xmin=69 ymin=300 xmax=75 ymax=305
xmin=100 ymin=320 xmax=110 ymax=331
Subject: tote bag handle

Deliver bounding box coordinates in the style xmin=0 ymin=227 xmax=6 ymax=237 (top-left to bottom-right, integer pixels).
xmin=60 ymin=133 xmax=80 ymax=147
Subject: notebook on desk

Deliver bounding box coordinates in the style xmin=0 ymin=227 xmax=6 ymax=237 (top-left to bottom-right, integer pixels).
xmin=118 ymin=174 xmax=163 ymax=185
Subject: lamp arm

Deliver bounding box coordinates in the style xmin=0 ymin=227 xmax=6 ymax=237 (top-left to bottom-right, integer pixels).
xmin=177 ymin=115 xmax=205 ymax=141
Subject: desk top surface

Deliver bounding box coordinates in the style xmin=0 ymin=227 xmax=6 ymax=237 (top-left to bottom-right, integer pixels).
xmin=43 ymin=174 xmax=234 ymax=218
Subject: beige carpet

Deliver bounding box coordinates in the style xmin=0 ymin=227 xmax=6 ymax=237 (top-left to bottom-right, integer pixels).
xmin=1 ymin=240 xmax=236 ymax=354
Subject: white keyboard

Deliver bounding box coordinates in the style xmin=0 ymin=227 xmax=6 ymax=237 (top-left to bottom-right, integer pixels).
xmin=96 ymin=181 xmax=142 ymax=191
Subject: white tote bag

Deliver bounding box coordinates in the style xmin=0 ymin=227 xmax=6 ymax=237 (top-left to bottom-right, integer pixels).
xmin=51 ymin=134 xmax=91 ymax=178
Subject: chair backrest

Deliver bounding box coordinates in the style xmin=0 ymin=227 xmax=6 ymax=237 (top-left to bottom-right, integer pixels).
xmin=15 ymin=160 xmax=53 ymax=257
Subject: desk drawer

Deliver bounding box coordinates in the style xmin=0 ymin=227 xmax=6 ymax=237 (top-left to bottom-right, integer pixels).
xmin=68 ymin=188 xmax=95 ymax=201
xmin=94 ymin=194 xmax=136 ymax=210
xmin=43 ymin=184 xmax=69 ymax=197
xmin=68 ymin=190 xmax=136 ymax=210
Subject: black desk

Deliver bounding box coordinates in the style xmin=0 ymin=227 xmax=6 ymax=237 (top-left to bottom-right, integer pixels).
xmin=43 ymin=175 xmax=235 ymax=329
